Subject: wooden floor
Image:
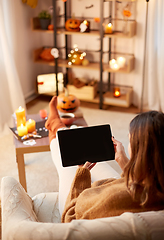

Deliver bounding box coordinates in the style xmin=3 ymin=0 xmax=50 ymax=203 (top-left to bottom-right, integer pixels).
xmin=26 ymin=94 xmax=143 ymax=114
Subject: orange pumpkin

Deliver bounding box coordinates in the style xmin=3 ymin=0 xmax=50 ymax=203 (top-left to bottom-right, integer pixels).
xmin=68 ymin=50 xmax=85 ymax=65
xmin=39 ymin=48 xmax=54 ymax=61
xmin=57 ymin=88 xmax=80 ymax=113
xmin=48 ymin=24 xmax=54 ymax=30
xmin=65 ymin=18 xmax=81 ymax=32
xmin=123 ymin=9 xmax=132 ymax=17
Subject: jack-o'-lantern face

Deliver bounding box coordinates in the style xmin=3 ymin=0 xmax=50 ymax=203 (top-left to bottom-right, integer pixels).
xmin=65 ymin=19 xmax=81 ymax=32
xmin=57 ymin=93 xmax=80 ymax=113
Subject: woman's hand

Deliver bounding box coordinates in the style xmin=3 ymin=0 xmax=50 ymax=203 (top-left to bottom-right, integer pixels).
xmin=79 ymin=161 xmax=96 ymax=171
xmin=112 ymin=137 xmax=129 ymax=170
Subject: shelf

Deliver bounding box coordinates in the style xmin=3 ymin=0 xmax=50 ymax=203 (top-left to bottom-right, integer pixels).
xmin=104 ymin=55 xmax=135 ymax=73
xmin=31 ymin=18 xmax=136 ymax=38
xmin=40 ymin=88 xmax=132 ymax=108
xmin=104 ymin=21 xmax=136 ymax=38
xmin=33 ymin=47 xmax=135 ymax=73
xmin=103 ymin=88 xmax=133 ymax=107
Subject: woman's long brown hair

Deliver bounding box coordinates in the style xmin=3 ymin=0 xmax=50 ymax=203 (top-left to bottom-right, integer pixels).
xmin=124 ymin=111 xmax=164 ymax=205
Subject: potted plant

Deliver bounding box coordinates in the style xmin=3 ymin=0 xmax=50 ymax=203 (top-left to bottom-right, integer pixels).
xmin=38 ymin=10 xmax=51 ymax=30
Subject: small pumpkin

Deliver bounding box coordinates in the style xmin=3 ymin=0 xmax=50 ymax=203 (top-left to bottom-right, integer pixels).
xmin=68 ymin=50 xmax=84 ymax=65
xmin=48 ymin=24 xmax=54 ymax=30
xmin=123 ymin=9 xmax=132 ymax=17
xmin=40 ymin=48 xmax=54 ymax=61
xmin=57 ymin=88 xmax=80 ymax=113
xmin=68 ymin=48 xmax=86 ymax=65
xmin=65 ymin=18 xmax=81 ymax=32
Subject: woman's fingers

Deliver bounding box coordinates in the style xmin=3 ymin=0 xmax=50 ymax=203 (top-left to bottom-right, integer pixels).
xmin=87 ymin=162 xmax=96 ymax=170
xmin=79 ymin=161 xmax=96 ymax=170
xmin=112 ymin=136 xmax=121 ymax=145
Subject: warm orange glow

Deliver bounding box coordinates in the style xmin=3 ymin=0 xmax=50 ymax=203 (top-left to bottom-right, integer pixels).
xmin=15 ymin=106 xmax=26 ymax=127
xmin=105 ymin=23 xmax=113 ymax=34
xmin=94 ymin=17 xmax=100 ymax=23
xmin=114 ymin=88 xmax=121 ymax=98
xmin=83 ymin=20 xmax=88 ymax=25
xmin=26 ymin=119 xmax=36 ymax=133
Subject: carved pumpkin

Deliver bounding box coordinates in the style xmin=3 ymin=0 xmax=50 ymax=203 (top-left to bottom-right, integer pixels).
xmin=65 ymin=18 xmax=81 ymax=32
xmin=57 ymin=88 xmax=80 ymax=113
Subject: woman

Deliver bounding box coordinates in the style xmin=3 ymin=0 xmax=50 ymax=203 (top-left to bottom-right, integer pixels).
xmin=45 ymin=96 xmax=164 ymax=223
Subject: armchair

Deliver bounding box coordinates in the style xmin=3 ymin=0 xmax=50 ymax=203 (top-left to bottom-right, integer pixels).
xmin=1 ymin=176 xmax=164 ymax=240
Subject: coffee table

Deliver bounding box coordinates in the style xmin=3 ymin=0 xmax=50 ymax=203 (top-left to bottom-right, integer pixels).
xmin=13 ymin=114 xmax=87 ymax=191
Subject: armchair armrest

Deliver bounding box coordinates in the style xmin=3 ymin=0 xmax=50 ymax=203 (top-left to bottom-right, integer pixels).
xmin=32 ymin=192 xmax=60 ymax=223
xmin=1 ymin=176 xmax=38 ymax=239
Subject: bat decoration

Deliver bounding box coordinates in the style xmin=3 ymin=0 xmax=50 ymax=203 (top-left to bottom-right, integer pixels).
xmin=85 ymin=4 xmax=94 ymax=9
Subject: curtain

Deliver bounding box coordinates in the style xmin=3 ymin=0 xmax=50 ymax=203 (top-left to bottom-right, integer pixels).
xmin=0 ymin=0 xmax=25 ymax=134
xmin=144 ymin=0 xmax=164 ymax=111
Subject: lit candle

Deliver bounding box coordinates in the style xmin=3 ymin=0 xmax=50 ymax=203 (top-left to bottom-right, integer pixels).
xmin=83 ymin=20 xmax=88 ymax=25
xmin=114 ymin=87 xmax=121 ymax=98
xmin=26 ymin=119 xmax=36 ymax=133
xmin=105 ymin=23 xmax=113 ymax=34
xmin=17 ymin=124 xmax=28 ymax=137
xmin=109 ymin=59 xmax=117 ymax=68
xmin=112 ymin=63 xmax=120 ymax=70
xmin=15 ymin=106 xmax=26 ymax=127
xmin=80 ymin=20 xmax=90 ymax=32
xmin=117 ymin=56 xmax=126 ymax=68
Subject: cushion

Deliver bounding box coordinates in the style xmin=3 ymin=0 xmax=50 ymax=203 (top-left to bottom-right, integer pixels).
xmin=32 ymin=192 xmax=60 ymax=223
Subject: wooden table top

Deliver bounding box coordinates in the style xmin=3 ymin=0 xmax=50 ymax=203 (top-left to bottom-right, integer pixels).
xmin=13 ymin=114 xmax=87 ymax=154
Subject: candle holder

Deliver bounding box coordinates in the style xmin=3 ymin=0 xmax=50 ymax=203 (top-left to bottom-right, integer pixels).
xmin=117 ymin=56 xmax=126 ymax=68
xmin=80 ymin=20 xmax=90 ymax=33
xmin=113 ymin=87 xmax=121 ymax=98
xmin=109 ymin=59 xmax=120 ymax=70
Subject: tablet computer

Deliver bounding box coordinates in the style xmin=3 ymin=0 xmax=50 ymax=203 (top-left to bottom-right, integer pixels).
xmin=56 ymin=124 xmax=115 ymax=167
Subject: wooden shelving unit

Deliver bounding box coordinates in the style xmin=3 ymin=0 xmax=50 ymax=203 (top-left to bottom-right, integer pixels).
xmin=31 ymin=17 xmax=136 ymax=38
xmin=33 ymin=47 xmax=135 ymax=73
xmin=32 ymin=0 xmax=136 ymax=108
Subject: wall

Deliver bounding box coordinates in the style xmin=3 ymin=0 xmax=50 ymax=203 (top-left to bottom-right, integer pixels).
xmin=14 ymin=0 xmax=146 ymax=107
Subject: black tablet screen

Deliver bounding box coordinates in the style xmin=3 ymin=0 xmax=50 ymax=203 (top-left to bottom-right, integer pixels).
xmin=57 ymin=124 xmax=115 ymax=167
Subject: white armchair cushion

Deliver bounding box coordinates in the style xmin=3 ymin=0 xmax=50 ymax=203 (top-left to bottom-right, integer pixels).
xmin=32 ymin=192 xmax=61 ymax=223
xmin=137 ymin=210 xmax=164 ymax=239
xmin=1 ymin=176 xmax=164 ymax=240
